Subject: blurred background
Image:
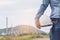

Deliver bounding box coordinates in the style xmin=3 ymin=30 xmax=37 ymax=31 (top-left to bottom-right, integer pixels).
xmin=0 ymin=0 xmax=51 ymax=40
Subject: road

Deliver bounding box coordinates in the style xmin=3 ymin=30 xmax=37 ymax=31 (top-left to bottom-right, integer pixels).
xmin=32 ymin=38 xmax=49 ymax=40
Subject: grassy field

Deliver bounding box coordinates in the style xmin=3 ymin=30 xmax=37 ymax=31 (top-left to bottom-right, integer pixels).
xmin=0 ymin=34 xmax=49 ymax=40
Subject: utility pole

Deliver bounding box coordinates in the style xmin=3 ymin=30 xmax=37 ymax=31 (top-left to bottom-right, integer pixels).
xmin=6 ymin=16 xmax=8 ymax=35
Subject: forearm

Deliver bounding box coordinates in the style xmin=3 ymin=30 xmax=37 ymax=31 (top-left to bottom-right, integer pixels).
xmin=35 ymin=0 xmax=50 ymax=21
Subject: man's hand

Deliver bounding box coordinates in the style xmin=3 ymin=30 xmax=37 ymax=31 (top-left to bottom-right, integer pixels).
xmin=35 ymin=20 xmax=41 ymax=29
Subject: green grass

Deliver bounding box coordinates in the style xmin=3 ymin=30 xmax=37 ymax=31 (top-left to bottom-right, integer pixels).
xmin=0 ymin=34 xmax=49 ymax=40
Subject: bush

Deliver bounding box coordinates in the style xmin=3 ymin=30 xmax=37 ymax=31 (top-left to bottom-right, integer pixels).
xmin=0 ymin=34 xmax=49 ymax=40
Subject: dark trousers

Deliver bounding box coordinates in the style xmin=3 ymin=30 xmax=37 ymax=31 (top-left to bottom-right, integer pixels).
xmin=50 ymin=18 xmax=60 ymax=40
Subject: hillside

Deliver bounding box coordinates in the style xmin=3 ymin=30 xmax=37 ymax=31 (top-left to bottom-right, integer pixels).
xmin=0 ymin=25 xmax=47 ymax=35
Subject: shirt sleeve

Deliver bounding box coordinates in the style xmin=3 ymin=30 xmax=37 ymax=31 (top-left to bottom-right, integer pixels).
xmin=35 ymin=0 xmax=50 ymax=21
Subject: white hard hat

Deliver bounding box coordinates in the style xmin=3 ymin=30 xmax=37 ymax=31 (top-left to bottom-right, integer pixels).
xmin=40 ymin=15 xmax=53 ymax=27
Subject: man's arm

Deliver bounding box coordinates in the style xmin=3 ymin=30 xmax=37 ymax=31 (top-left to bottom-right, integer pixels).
xmin=35 ymin=0 xmax=50 ymax=29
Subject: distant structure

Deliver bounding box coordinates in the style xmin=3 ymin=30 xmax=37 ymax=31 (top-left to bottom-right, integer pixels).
xmin=8 ymin=25 xmax=47 ymax=36
xmin=10 ymin=25 xmax=13 ymax=35
xmin=6 ymin=16 xmax=8 ymax=35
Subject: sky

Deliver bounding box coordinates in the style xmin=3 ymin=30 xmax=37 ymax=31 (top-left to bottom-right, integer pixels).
xmin=0 ymin=0 xmax=52 ymax=33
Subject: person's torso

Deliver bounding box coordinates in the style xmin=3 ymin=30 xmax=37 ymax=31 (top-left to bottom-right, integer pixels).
xmin=50 ymin=0 xmax=60 ymax=18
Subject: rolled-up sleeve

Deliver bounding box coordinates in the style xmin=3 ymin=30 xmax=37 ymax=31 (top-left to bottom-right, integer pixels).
xmin=35 ymin=0 xmax=50 ymax=21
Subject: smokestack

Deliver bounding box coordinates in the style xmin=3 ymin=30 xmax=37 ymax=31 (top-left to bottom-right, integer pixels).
xmin=6 ymin=16 xmax=8 ymax=35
